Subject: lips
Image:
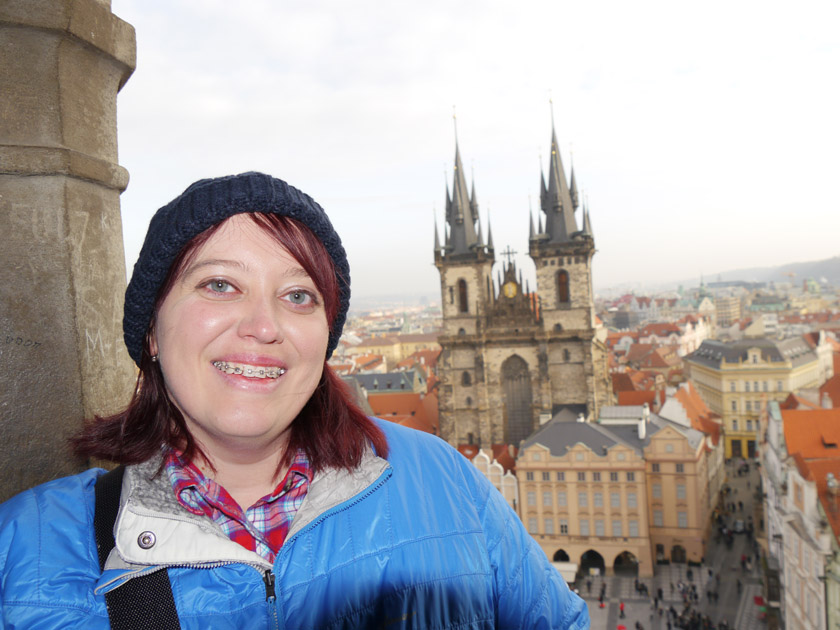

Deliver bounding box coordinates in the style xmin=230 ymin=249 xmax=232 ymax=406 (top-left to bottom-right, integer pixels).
xmin=212 ymin=360 xmax=286 ymax=379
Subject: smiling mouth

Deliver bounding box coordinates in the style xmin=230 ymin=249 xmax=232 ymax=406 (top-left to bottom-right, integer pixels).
xmin=212 ymin=361 xmax=286 ymax=379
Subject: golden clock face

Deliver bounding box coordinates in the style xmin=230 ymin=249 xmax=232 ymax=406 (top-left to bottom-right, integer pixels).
xmin=503 ymin=281 xmax=518 ymax=298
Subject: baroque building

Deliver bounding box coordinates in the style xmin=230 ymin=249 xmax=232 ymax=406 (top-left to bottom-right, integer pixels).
xmin=684 ymin=334 xmax=834 ymax=459
xmin=434 ymin=124 xmax=612 ymax=448
xmin=515 ymin=405 xmax=714 ymax=578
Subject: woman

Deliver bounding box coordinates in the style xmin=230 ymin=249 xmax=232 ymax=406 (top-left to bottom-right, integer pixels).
xmin=0 ymin=173 xmax=589 ymax=629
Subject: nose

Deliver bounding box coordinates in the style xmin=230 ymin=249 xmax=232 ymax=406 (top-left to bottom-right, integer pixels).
xmin=236 ymin=295 xmax=283 ymax=344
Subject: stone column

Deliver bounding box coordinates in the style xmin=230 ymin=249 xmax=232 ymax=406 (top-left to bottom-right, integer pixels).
xmin=0 ymin=0 xmax=136 ymax=500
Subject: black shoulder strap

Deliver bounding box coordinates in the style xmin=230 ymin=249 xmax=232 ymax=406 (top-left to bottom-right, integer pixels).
xmin=94 ymin=466 xmax=182 ymax=630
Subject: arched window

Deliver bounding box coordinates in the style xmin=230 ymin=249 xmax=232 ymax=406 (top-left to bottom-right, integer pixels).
xmin=462 ymin=371 xmax=472 ymax=386
xmin=458 ymin=279 xmax=468 ymax=313
xmin=502 ymin=355 xmax=533 ymax=446
xmin=556 ymin=270 xmax=570 ymax=304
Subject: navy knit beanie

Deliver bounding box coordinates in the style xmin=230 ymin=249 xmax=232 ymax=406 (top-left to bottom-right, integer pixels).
xmin=123 ymin=172 xmax=350 ymax=365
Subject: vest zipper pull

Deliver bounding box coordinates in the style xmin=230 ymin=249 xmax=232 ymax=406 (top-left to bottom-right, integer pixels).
xmin=263 ymin=569 xmax=276 ymax=601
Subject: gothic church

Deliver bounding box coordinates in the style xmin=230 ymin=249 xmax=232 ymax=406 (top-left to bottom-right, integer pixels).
xmin=434 ymin=123 xmax=613 ymax=448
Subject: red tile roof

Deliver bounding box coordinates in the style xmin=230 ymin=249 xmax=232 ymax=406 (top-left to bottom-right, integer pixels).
xmin=782 ymin=408 xmax=840 ymax=460
xmin=458 ymin=445 xmax=480 ymax=459
xmin=618 ymin=390 xmax=662 ymax=407
xmin=457 ymin=443 xmax=517 ymax=473
xmin=781 ymin=407 xmax=840 ymax=542
xmin=639 ymin=323 xmax=681 ymax=337
xmin=354 ymin=353 xmax=385 ymax=369
xmin=369 ymin=391 xmax=439 ymax=434
xmin=625 ymin=343 xmax=656 ymax=363
xmin=820 ymin=373 xmax=840 ymax=409
xmin=395 ymin=348 xmax=442 ymax=383
xmin=780 ymin=393 xmax=821 ymax=410
xmin=490 ymin=444 xmax=517 ymax=473
xmin=674 ymin=382 xmax=721 ymax=445
xmin=611 ymin=372 xmax=636 ymax=393
xmin=802 ymin=332 xmax=822 ymax=349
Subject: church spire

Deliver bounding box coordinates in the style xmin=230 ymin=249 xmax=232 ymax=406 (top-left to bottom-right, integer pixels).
xmin=540 ymin=119 xmax=578 ymax=243
xmin=583 ymin=191 xmax=596 ymax=239
xmin=569 ymin=164 xmax=580 ymax=210
xmin=443 ymin=125 xmax=482 ymax=257
xmin=582 ymin=207 xmax=593 ymax=237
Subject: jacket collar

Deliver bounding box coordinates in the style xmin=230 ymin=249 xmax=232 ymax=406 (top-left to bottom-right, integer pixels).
xmin=96 ymin=447 xmax=390 ymax=592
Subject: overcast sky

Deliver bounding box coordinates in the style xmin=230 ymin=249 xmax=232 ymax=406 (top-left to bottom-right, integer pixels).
xmin=112 ymin=0 xmax=840 ymax=304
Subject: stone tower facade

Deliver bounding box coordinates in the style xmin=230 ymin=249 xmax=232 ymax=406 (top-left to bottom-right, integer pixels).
xmin=435 ymin=125 xmax=612 ymax=449
xmin=0 ymin=1 xmax=136 ymax=499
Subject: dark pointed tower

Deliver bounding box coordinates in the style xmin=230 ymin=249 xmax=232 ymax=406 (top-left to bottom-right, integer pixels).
xmin=539 ymin=126 xmax=578 ymax=243
xmin=435 ymin=131 xmax=495 ymax=445
xmin=443 ymin=142 xmax=481 ymax=257
xmin=529 ymin=118 xmax=611 ymax=420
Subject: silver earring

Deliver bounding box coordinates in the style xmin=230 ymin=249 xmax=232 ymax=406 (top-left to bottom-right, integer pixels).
xmin=151 ymin=354 xmax=159 ymax=363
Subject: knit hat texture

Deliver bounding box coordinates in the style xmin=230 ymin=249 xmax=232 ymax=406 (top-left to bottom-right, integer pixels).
xmin=123 ymin=172 xmax=350 ymax=365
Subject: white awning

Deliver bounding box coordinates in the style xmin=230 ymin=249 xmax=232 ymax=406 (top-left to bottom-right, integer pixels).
xmin=551 ymin=561 xmax=579 ymax=584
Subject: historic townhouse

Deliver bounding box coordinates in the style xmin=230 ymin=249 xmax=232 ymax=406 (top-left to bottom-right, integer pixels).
xmin=515 ymin=405 xmax=712 ymax=578
xmin=763 ymin=402 xmax=840 ymax=630
xmin=685 ymin=335 xmax=833 ymax=459
xmin=658 ymin=381 xmax=724 ymax=516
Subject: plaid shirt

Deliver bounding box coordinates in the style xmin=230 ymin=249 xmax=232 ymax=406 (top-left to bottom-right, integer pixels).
xmin=164 ymin=448 xmax=311 ymax=563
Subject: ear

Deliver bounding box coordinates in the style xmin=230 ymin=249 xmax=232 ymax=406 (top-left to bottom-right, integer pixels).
xmin=146 ymin=325 xmax=159 ymax=358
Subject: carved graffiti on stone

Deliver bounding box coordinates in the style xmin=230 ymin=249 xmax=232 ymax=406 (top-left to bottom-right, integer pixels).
xmin=2 ymin=332 xmax=42 ymax=349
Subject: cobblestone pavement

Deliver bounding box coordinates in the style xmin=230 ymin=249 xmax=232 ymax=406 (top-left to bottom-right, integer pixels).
xmin=578 ymin=460 xmax=767 ymax=629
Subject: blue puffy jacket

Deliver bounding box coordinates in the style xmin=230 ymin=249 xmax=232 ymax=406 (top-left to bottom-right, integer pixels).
xmin=0 ymin=421 xmax=589 ymax=629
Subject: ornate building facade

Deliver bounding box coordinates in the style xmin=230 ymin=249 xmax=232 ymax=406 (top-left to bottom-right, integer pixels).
xmin=434 ymin=125 xmax=613 ymax=448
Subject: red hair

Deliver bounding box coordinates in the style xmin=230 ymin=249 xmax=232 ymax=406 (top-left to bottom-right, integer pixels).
xmin=72 ymin=213 xmax=387 ymax=473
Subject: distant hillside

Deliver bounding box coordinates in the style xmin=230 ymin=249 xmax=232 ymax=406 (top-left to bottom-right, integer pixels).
xmin=709 ymin=256 xmax=840 ymax=286
xmin=596 ymin=255 xmax=840 ymax=296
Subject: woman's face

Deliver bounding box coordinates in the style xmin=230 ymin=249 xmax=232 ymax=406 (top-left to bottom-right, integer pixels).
xmin=151 ymin=214 xmax=329 ymax=458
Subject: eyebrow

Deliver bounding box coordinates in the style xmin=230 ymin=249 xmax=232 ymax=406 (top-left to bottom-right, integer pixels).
xmin=182 ymin=259 xmax=312 ymax=280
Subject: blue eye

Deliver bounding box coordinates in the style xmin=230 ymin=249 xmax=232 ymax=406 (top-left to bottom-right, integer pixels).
xmin=288 ymin=291 xmax=310 ymax=305
xmin=206 ymin=279 xmax=234 ymax=293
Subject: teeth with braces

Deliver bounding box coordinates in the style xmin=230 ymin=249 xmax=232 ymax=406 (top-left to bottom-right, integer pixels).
xmin=212 ymin=361 xmax=286 ymax=379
